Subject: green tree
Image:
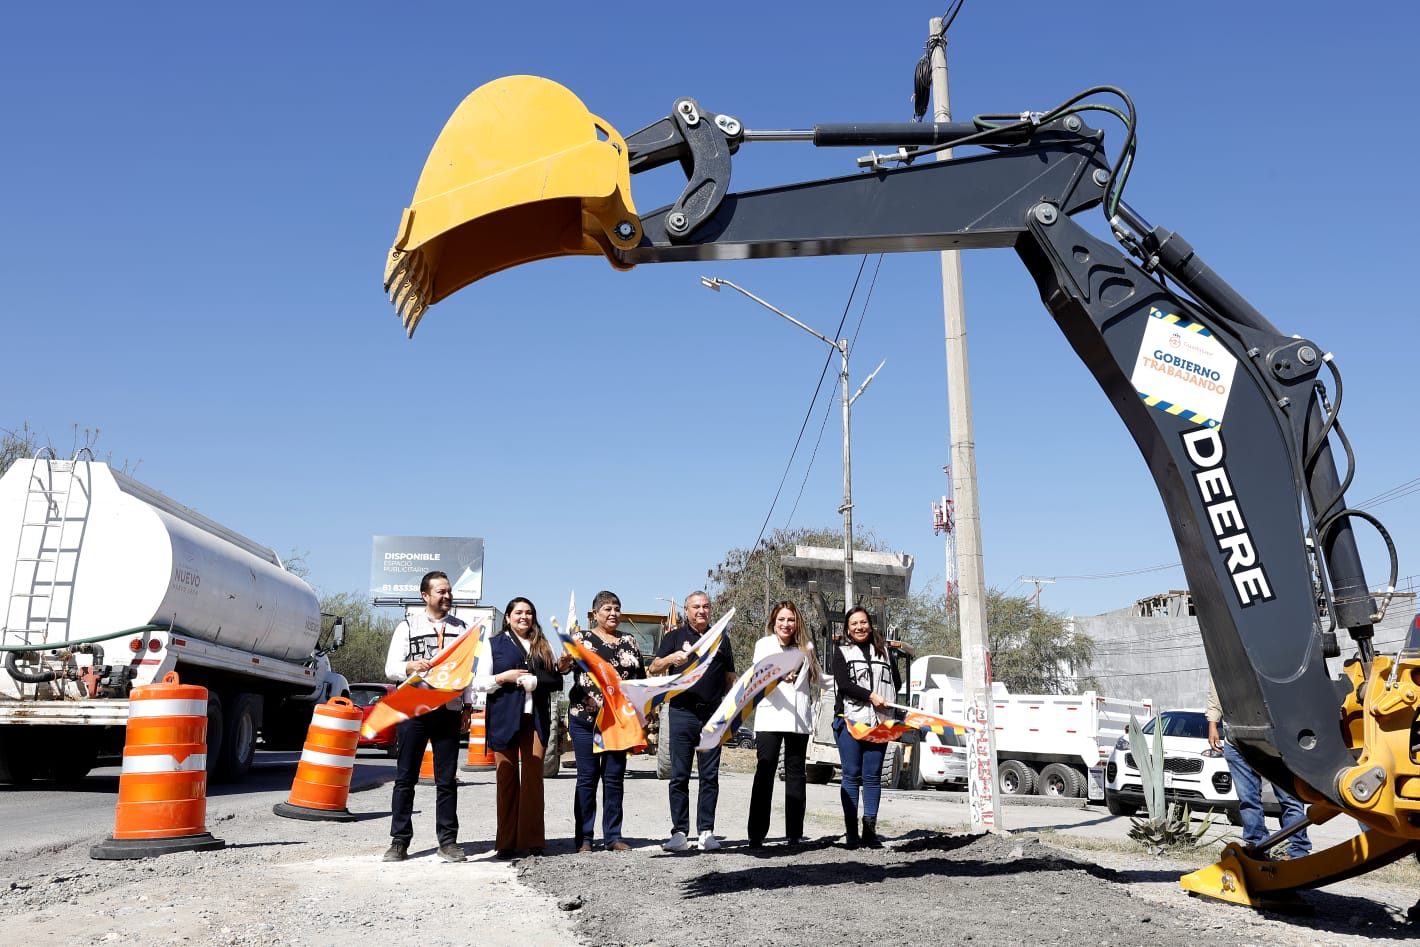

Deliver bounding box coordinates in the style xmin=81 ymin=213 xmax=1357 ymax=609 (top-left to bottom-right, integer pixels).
xmin=982 ymin=589 xmax=1097 ymax=693
xmin=889 ymin=585 xmax=959 ymax=656
xmin=705 ymin=525 xmax=891 ymax=672
xmin=707 ymin=525 xmax=1097 ymax=695
xmin=879 ymin=584 xmax=1096 ymax=693
xmin=322 ymin=591 xmax=400 ymax=684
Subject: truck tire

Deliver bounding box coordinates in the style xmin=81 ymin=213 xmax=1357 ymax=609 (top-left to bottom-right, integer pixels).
xmin=214 ymin=693 xmax=259 ymax=783
xmin=896 ymin=744 xmax=924 ymax=791
xmin=881 ymin=743 xmax=902 ymax=789
xmin=656 ymin=706 xmax=671 ymax=780
xmin=542 ymin=714 xmax=561 ymax=779
xmin=1039 ymin=762 xmax=1084 ymax=798
xmin=806 ymin=762 xmax=835 ymax=784
xmin=205 ymin=696 xmax=225 ymax=779
xmin=997 ymin=759 xmax=1036 ymax=796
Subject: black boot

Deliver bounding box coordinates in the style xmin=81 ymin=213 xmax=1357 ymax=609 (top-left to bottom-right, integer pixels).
xmin=861 ymin=816 xmax=882 ymax=849
xmin=843 ymin=812 xmax=860 ymax=850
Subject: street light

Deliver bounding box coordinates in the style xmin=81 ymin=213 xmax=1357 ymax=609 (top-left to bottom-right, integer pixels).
xmin=700 ymin=276 xmax=884 ymax=611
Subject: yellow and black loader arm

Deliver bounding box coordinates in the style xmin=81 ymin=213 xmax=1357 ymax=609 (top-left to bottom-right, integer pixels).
xmin=383 ymin=75 xmax=1418 ymax=900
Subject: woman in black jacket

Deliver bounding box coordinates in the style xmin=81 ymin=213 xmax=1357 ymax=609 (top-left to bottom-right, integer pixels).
xmin=830 ymin=605 xmax=900 ymax=849
xmin=486 ymin=597 xmax=572 ymax=858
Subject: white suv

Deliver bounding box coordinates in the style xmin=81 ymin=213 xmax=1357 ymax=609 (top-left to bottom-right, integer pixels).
xmin=916 ymin=727 xmax=968 ymax=789
xmin=1102 ymin=709 xmax=1250 ymax=823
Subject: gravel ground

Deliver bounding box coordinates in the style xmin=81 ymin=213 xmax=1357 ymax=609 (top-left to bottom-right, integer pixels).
xmin=3 ymin=749 xmax=1419 ymax=946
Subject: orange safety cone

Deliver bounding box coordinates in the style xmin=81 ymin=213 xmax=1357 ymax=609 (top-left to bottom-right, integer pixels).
xmin=418 ymin=740 xmax=436 ymax=784
xmin=273 ymin=696 xmax=361 ymax=822
xmin=460 ymin=709 xmax=495 ymax=772
xmin=90 ymin=672 xmax=225 ymax=859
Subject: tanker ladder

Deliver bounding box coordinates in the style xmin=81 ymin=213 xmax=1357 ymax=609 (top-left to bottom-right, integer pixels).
xmin=4 ymin=450 xmax=94 ymax=680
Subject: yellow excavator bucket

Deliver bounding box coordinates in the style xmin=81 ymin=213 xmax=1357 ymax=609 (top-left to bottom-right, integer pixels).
xmin=383 ymin=75 xmax=642 ymax=337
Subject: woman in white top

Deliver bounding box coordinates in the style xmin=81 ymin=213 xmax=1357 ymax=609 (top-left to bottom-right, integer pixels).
xmin=746 ymin=600 xmax=822 ymax=848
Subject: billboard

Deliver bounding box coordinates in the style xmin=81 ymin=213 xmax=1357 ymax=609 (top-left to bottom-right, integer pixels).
xmin=370 ymin=536 xmax=484 ymax=605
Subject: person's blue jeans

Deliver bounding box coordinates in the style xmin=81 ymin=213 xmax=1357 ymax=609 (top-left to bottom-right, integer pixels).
xmin=833 ymin=716 xmax=885 ymax=820
xmin=667 ymin=705 xmax=722 ymax=835
xmin=569 ymin=713 xmax=627 ymax=845
xmin=390 ymin=705 xmax=462 ymax=846
xmin=1223 ymin=739 xmax=1311 ymax=856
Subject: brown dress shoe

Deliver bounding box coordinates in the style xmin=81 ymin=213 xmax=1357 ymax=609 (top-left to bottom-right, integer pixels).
xmin=577 ymin=842 xmax=593 ymax=853
xmin=610 ymin=841 xmax=631 ymax=852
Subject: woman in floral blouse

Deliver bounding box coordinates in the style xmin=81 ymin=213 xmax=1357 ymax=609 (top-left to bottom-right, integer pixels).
xmin=567 ymin=589 xmax=645 ymax=851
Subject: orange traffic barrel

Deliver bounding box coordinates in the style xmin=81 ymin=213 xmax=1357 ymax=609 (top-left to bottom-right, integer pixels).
xmin=460 ymin=710 xmax=495 ymax=772
xmin=273 ymin=697 xmax=360 ymax=822
xmin=91 ymin=672 xmax=226 ymax=859
xmin=418 ymin=741 xmax=436 ymax=784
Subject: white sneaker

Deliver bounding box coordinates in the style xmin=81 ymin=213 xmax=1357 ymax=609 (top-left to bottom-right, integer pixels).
xmin=662 ymin=831 xmax=690 ymax=852
xmin=698 ymin=830 xmax=721 ymax=851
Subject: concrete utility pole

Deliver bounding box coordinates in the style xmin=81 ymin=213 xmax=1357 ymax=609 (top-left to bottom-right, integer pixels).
xmin=931 ymin=13 xmax=1002 ymax=834
xmin=700 ymin=277 xmax=884 ymax=612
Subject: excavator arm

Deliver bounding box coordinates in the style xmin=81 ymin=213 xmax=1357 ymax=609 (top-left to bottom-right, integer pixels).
xmin=383 ymin=76 xmax=1416 ymax=895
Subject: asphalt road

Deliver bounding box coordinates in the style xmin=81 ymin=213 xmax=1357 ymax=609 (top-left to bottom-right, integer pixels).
xmin=0 ymin=745 xmax=1369 ymax=857
xmin=0 ymin=749 xmax=395 ymax=853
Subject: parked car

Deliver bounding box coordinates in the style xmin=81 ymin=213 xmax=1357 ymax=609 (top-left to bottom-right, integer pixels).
xmin=1103 ymin=708 xmax=1247 ymax=823
xmin=918 ymin=727 xmax=968 ymax=790
xmin=729 ymin=726 xmax=756 ymax=749
xmin=349 ymin=682 xmax=399 ymax=757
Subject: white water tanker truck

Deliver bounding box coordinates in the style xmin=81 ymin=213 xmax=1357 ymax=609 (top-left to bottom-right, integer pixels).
xmin=0 ymin=452 xmax=348 ymax=783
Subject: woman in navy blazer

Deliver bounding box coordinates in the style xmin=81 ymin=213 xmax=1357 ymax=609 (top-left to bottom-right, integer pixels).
xmin=486 ymin=597 xmax=572 ymax=858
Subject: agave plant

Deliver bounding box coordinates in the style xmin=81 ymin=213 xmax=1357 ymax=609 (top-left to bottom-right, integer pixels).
xmin=1124 ymin=712 xmax=1213 ymax=853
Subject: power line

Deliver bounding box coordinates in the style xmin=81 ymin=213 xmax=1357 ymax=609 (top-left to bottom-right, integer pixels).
xmin=785 ymin=379 xmax=839 ymax=526
xmin=1042 ymin=472 xmax=1420 ymax=584
xmin=784 ymin=255 xmax=884 ymax=528
xmin=746 ymin=256 xmax=871 ymax=552
xmin=1055 ymin=561 xmax=1182 ymax=580
xmin=1356 ymin=476 xmax=1420 ymax=511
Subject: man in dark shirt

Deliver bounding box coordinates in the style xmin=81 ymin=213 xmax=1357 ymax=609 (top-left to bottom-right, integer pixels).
xmin=652 ymin=590 xmax=735 ymax=852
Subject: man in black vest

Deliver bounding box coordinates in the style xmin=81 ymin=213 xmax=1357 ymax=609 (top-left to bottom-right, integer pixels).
xmin=382 ymin=571 xmax=469 ymax=863
xmin=652 ymin=590 xmax=735 ymax=852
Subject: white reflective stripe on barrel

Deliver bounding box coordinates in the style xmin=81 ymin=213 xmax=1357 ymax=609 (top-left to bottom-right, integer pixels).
xmin=298 ymin=749 xmax=357 ymax=769
xmin=311 ymin=714 xmax=362 ymax=732
xmin=129 ymin=698 xmax=209 ymax=718
xmin=121 ymin=753 xmax=208 ymax=774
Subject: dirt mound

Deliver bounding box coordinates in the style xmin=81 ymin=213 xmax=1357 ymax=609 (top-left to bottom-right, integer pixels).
xmin=518 ymin=831 xmax=1419 ymax=947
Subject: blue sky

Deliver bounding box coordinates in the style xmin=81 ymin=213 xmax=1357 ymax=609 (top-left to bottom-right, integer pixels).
xmin=4 ymin=2 xmax=1418 ymax=626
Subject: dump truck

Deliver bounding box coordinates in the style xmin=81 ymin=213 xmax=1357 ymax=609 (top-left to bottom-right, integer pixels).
xmin=0 ymin=452 xmax=348 ymax=783
xmin=903 ymin=654 xmax=1152 ymax=799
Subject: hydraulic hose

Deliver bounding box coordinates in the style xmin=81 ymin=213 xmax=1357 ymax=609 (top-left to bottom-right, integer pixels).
xmin=0 ymin=625 xmax=164 ymax=652
xmin=4 ymin=642 xmax=108 ymax=684
xmin=5 ymin=649 xmax=56 ymax=683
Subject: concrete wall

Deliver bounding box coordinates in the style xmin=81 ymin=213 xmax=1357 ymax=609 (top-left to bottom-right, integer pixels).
xmin=1071 ymin=594 xmax=1417 ymax=712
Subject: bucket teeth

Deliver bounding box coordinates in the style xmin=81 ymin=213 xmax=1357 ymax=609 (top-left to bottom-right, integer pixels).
xmin=383 ymin=248 xmax=408 ymax=293
xmin=402 ymin=301 xmax=428 ymax=338
xmin=385 ymin=249 xmax=431 ymax=337
xmin=392 ymin=274 xmax=416 ymax=318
